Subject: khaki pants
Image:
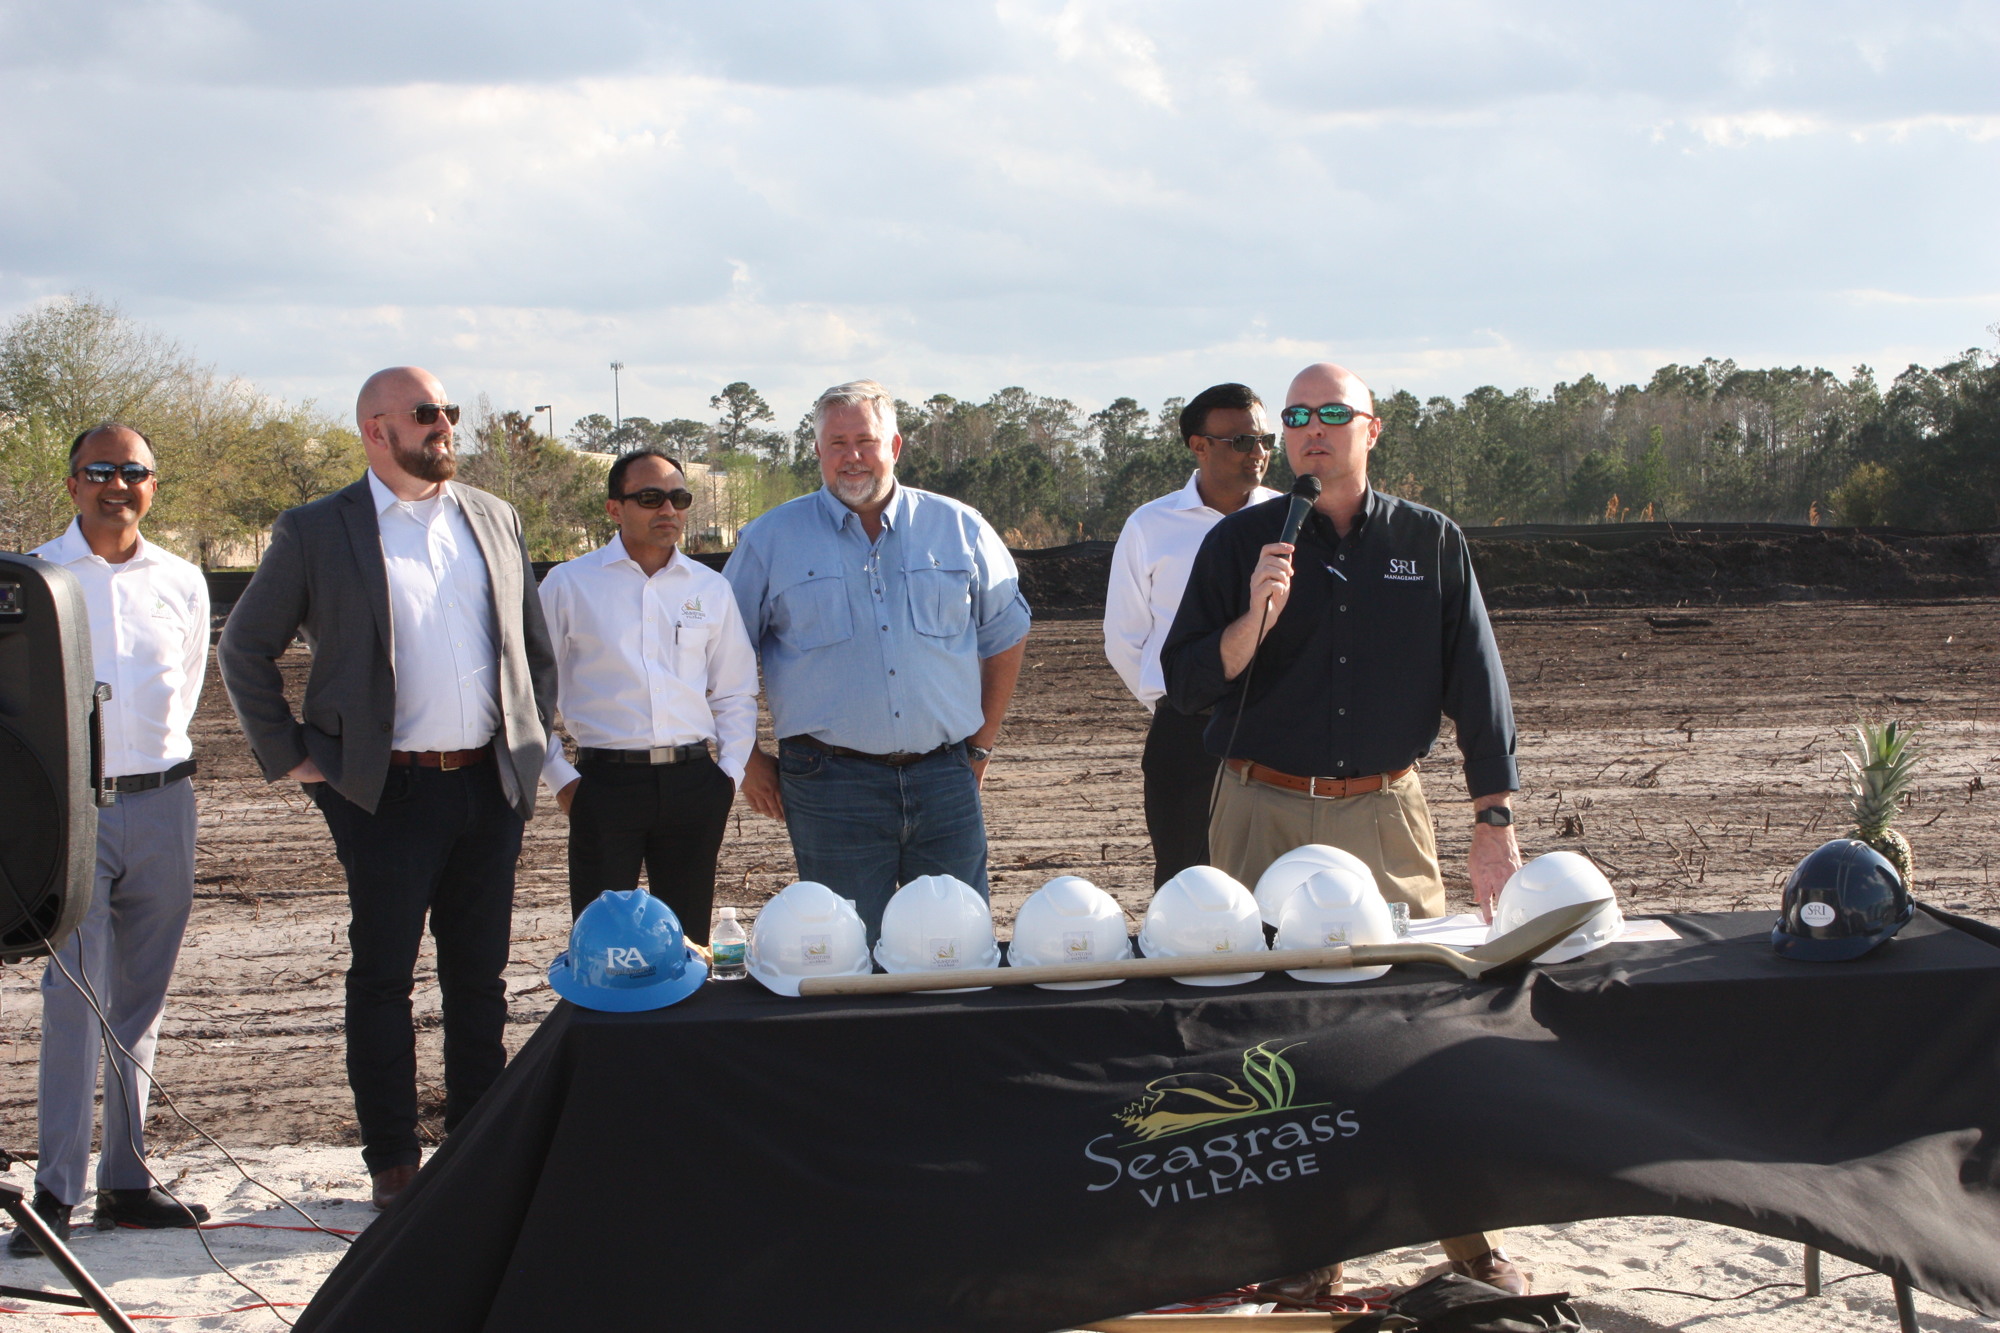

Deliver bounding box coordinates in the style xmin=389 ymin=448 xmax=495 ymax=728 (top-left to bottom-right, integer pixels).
xmin=1209 ymin=767 xmax=1447 ymax=919
xmin=1210 ymin=765 xmax=1501 ymax=1261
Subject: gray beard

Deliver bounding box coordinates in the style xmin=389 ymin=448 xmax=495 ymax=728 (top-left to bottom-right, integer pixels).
xmin=830 ymin=471 xmax=892 ymax=510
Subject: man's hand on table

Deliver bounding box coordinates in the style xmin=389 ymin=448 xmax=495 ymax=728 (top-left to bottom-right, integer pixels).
xmin=1469 ymin=796 xmax=1522 ymax=923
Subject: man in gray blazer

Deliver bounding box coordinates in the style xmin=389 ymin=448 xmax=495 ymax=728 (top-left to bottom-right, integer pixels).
xmin=219 ymin=366 xmax=555 ymax=1209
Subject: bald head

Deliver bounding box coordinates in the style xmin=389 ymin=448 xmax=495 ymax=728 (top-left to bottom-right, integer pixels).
xmin=1286 ymin=362 xmax=1374 ymax=417
xmin=357 ymin=365 xmax=458 ymax=494
xmin=356 ymin=366 xmax=445 ymax=428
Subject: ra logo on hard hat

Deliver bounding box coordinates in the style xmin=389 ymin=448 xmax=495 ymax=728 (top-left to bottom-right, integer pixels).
xmin=1320 ymin=924 xmax=1351 ymax=945
xmin=928 ymin=937 xmax=961 ymax=967
xmin=1063 ymin=930 xmax=1094 ymax=960
xmin=799 ymin=934 xmax=831 ymax=965
xmin=603 ymin=945 xmax=656 ymax=979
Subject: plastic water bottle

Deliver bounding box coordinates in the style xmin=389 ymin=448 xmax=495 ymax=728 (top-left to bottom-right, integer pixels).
xmin=710 ymin=907 xmax=748 ymax=980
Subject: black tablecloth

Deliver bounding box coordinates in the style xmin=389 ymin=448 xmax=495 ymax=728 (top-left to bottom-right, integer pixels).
xmin=296 ymin=909 xmax=2000 ymax=1332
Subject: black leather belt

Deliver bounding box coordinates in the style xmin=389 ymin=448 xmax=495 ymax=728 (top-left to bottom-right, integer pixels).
xmin=783 ymin=735 xmax=954 ymax=768
xmin=579 ymin=742 xmax=712 ymax=765
xmin=106 ymin=759 xmax=197 ymax=793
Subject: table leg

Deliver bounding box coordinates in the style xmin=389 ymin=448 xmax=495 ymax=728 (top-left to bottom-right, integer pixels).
xmin=1893 ymin=1277 xmax=1919 ymax=1333
xmin=1803 ymin=1246 xmax=1821 ymax=1297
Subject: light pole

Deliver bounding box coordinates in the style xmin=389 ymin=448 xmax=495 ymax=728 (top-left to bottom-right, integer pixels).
xmin=609 ymin=362 xmax=625 ymax=430
xmin=534 ymin=404 xmax=554 ymax=443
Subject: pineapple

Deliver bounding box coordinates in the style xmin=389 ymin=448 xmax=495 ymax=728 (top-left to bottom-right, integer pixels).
xmin=1843 ymin=720 xmax=1919 ymax=888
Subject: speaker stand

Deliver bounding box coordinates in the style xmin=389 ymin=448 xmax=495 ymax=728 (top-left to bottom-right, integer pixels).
xmin=0 ymin=1178 xmax=140 ymax=1332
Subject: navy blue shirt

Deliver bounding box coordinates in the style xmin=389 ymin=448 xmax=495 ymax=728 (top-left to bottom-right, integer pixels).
xmin=1160 ymin=488 xmax=1518 ymax=799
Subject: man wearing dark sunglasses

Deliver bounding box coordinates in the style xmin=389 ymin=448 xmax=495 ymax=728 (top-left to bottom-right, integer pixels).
xmin=1104 ymin=383 xmax=1280 ymax=886
xmin=537 ymin=449 xmax=757 ymax=938
xmin=15 ymin=424 xmax=213 ymax=1254
xmin=1162 ymin=361 xmax=1526 ymax=1295
xmin=220 ymin=366 xmax=556 ymax=1211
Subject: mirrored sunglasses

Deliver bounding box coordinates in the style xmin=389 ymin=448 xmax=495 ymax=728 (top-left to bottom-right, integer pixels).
xmin=1281 ymin=403 xmax=1378 ymax=429
xmin=75 ymin=462 xmax=157 ymax=485
xmin=616 ymin=487 xmax=694 ymax=511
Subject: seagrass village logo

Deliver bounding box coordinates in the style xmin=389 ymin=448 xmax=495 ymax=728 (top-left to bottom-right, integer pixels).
xmin=1081 ymin=1041 xmax=1358 ymax=1208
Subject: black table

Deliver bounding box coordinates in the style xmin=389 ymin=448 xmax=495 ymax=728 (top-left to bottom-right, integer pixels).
xmin=296 ymin=910 xmax=2000 ymax=1332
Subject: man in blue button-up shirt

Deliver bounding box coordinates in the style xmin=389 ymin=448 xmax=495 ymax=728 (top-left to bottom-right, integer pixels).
xmin=725 ymin=380 xmax=1031 ymax=940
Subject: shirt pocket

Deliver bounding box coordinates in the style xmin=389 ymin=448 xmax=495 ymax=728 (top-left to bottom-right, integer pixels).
xmin=675 ymin=621 xmax=712 ymax=675
xmin=770 ymin=561 xmax=853 ymax=652
xmin=906 ymin=553 xmax=975 ymax=639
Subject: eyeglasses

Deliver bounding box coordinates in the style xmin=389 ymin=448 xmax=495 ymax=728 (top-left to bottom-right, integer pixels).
xmin=615 ymin=487 xmax=694 ymax=511
xmin=74 ymin=462 xmax=157 ymax=485
xmin=1281 ymin=403 xmax=1378 ymax=429
xmin=1198 ymin=432 xmax=1276 ymax=454
xmin=369 ymin=403 xmax=461 ymax=427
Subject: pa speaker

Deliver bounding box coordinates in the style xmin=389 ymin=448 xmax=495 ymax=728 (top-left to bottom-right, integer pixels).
xmin=0 ymin=552 xmax=99 ymax=960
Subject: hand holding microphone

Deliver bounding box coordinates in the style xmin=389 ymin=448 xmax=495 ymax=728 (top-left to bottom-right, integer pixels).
xmin=1250 ymin=475 xmax=1322 ymax=618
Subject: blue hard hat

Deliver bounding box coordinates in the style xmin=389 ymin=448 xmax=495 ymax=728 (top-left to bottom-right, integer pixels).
xmin=549 ymin=889 xmax=708 ymax=1011
xmin=1771 ymin=838 xmax=1912 ymax=962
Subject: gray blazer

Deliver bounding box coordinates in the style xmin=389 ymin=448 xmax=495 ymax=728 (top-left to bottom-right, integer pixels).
xmin=218 ymin=475 xmax=556 ymax=819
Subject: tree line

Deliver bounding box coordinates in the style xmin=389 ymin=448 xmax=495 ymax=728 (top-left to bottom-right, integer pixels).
xmin=4 ymin=295 xmax=1996 ymax=568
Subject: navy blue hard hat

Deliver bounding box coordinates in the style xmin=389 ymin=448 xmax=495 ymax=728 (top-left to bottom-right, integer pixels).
xmin=1771 ymin=838 xmax=1912 ymax=962
xmin=550 ymin=889 xmax=708 ymax=1011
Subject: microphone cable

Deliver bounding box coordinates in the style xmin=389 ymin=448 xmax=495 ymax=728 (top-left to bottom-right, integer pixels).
xmin=1207 ymin=475 xmax=1320 ymax=824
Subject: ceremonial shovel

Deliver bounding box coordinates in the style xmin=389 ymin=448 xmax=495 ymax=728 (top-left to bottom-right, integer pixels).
xmin=797 ymin=898 xmax=1609 ymax=997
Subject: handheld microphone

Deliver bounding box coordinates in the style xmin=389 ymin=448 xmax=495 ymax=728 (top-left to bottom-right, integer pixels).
xmin=1278 ymin=474 xmax=1321 ymax=550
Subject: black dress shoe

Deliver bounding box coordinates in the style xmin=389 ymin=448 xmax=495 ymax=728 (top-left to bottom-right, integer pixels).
xmin=7 ymin=1190 xmax=73 ymax=1258
xmin=93 ymin=1187 xmax=210 ymax=1230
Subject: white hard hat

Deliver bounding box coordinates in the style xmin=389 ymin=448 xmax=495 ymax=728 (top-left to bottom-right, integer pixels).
xmin=1277 ymin=867 xmax=1396 ymax=983
xmin=1487 ymin=851 xmax=1624 ymax=963
xmin=746 ymin=881 xmax=871 ymax=997
xmin=1008 ymin=875 xmax=1133 ymax=990
xmin=1138 ymin=865 xmax=1267 ymax=986
xmin=875 ymin=874 xmax=1001 ymax=988
xmin=1253 ymin=843 xmax=1377 ymax=927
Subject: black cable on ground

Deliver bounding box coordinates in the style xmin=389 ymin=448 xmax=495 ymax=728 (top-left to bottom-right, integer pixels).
xmin=1624 ymin=1269 xmax=1873 ymax=1302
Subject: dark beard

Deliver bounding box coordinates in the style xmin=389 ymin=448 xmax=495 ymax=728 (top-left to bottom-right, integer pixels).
xmin=389 ymin=425 xmax=457 ymax=482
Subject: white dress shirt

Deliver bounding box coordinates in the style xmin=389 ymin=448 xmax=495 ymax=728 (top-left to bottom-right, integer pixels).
xmin=33 ymin=521 xmax=210 ymax=778
xmin=1103 ymin=470 xmax=1281 ymax=710
xmin=368 ymin=470 xmax=501 ymax=752
xmin=538 ymin=536 xmax=759 ymax=793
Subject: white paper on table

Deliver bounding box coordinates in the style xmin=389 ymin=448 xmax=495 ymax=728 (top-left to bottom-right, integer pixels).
xmin=1401 ymin=913 xmax=1682 ymax=948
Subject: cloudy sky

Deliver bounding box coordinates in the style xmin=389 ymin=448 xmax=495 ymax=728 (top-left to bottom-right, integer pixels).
xmin=4 ymin=0 xmax=1996 ymax=433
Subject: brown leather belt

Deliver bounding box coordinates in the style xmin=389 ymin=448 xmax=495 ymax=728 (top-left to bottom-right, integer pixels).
xmin=1227 ymin=758 xmax=1412 ymax=800
xmin=389 ymin=743 xmax=493 ymax=770
xmin=784 ymin=735 xmax=954 ymax=768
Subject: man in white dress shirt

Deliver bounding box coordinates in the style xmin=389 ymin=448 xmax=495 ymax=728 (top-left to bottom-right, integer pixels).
xmin=539 ymin=450 xmax=757 ymax=939
xmin=220 ymin=367 xmax=555 ymax=1209
xmin=1103 ymin=383 xmax=1280 ymax=886
xmin=13 ymin=424 xmax=212 ymax=1258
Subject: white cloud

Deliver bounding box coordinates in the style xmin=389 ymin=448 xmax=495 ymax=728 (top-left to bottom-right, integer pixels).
xmin=2 ymin=0 xmax=1996 ymax=435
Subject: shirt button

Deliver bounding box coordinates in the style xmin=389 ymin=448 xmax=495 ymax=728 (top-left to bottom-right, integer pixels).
xmin=881 ymin=625 xmax=888 ymax=631
xmin=889 ymin=669 xmax=896 ymax=676
xmin=1338 ymin=708 xmax=1346 ymax=716
xmin=1339 ymin=656 xmax=1347 ymax=664
xmin=1337 ymin=554 xmax=1344 ymax=561
xmin=1337 ymin=760 xmax=1346 ymax=768
xmin=1339 ymin=605 xmax=1347 ymax=613
xmin=894 ymin=711 xmax=901 ymax=717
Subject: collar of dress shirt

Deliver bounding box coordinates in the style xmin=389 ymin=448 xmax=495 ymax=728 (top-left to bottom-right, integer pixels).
xmin=1168 ymin=470 xmax=1283 ymax=517
xmin=595 ymin=532 xmax=683 ymax=575
xmin=45 ymin=516 xmax=160 ymax=568
xmin=367 ymin=467 xmax=458 ymax=517
xmin=814 ymin=479 xmax=910 ymax=535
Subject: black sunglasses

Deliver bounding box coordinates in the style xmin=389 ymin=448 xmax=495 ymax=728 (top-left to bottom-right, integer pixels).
xmin=370 ymin=403 xmax=461 ymax=427
xmin=615 ymin=487 xmax=694 ymax=511
xmin=74 ymin=462 xmax=157 ymax=485
xmin=1199 ymin=432 xmax=1276 ymax=454
xmin=1281 ymin=403 xmax=1378 ymax=429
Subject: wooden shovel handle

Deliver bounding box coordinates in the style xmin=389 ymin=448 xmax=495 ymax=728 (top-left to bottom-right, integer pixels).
xmin=793 ymin=939 xmax=1484 ymax=996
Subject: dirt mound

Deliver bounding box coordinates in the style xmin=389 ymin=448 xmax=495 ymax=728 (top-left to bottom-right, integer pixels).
xmin=1012 ymin=529 xmax=2000 ymax=613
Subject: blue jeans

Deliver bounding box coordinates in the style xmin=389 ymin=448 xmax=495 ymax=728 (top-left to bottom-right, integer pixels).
xmin=778 ymin=739 xmax=989 ymax=942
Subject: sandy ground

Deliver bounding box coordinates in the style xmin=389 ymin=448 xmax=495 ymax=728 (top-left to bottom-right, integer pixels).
xmin=1 ymin=1146 xmax=1995 ymax=1330
xmin=3 ymin=598 xmax=1999 ymax=1326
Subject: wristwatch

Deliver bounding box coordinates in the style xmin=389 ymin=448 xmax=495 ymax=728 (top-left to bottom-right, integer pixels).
xmin=967 ymin=744 xmax=994 ymax=764
xmin=1473 ymin=806 xmax=1514 ymax=828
